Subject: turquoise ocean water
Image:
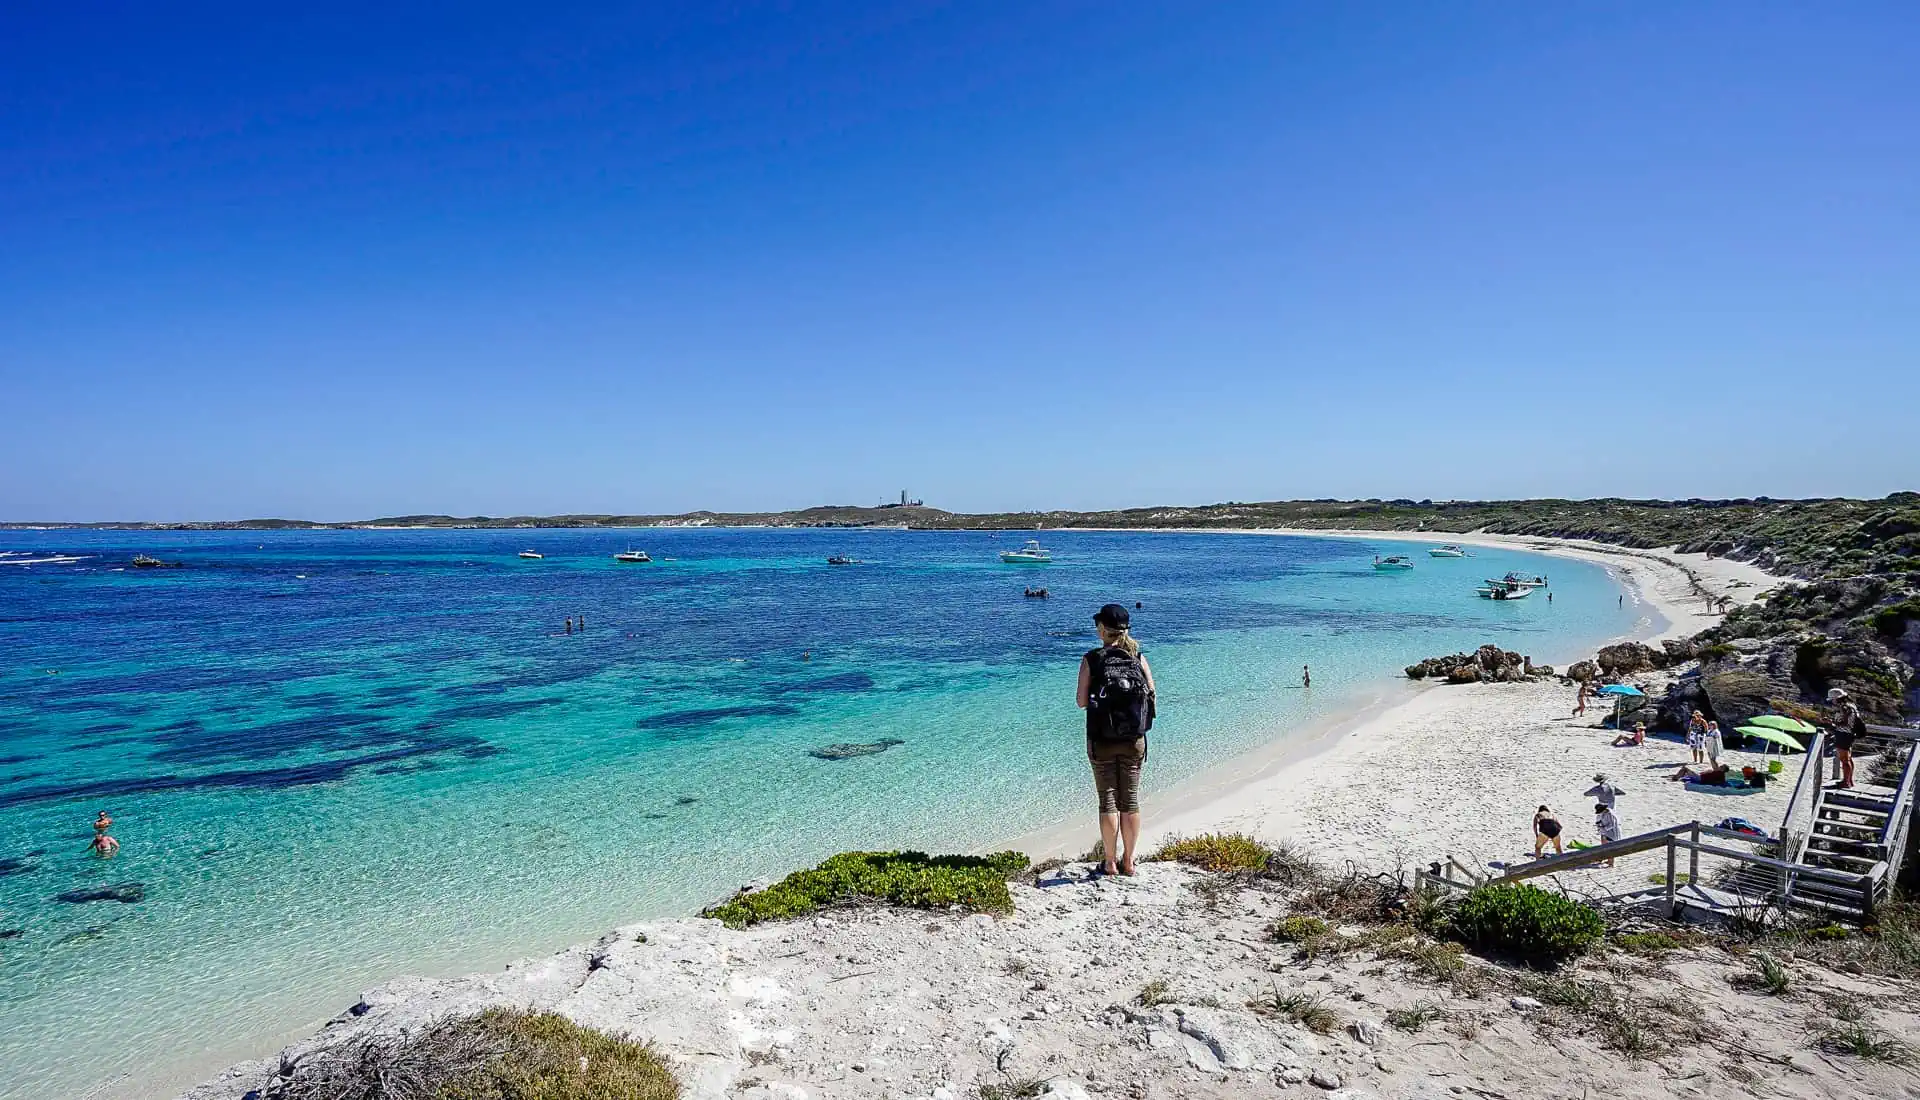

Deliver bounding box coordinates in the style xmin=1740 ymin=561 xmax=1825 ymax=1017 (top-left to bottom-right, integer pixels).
xmin=0 ymin=529 xmax=1647 ymax=1097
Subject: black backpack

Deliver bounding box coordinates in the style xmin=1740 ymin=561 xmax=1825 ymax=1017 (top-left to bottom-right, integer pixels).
xmin=1087 ymin=646 xmax=1154 ymax=741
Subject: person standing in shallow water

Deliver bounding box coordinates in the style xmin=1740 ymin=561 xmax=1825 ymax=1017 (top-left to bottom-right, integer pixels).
xmin=1302 ymin=665 xmax=1311 ymax=688
xmin=1078 ymin=604 xmax=1156 ymax=877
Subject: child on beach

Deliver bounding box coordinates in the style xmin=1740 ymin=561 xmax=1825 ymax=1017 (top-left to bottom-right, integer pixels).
xmin=1704 ymin=720 xmax=1724 ymax=766
xmin=1594 ymin=803 xmax=1622 ymax=866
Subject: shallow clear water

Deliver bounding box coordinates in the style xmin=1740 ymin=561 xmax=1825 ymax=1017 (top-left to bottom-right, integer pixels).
xmin=0 ymin=529 xmax=1646 ymax=1097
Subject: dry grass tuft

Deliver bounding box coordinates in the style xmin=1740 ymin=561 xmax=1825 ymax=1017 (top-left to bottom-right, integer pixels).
xmin=260 ymin=1008 xmax=678 ymax=1100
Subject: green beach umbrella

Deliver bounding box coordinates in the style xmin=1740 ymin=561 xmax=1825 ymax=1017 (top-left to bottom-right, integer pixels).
xmin=1736 ymin=726 xmax=1806 ymax=752
xmin=1747 ymin=714 xmax=1817 ymax=735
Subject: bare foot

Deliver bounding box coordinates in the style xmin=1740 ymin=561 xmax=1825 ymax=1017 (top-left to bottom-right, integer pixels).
xmin=1100 ymin=862 xmax=1118 ymax=876
xmin=1120 ymin=861 xmax=1137 ymax=877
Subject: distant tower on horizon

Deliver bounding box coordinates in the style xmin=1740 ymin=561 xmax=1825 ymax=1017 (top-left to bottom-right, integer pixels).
xmin=900 ymin=489 xmax=909 ymax=507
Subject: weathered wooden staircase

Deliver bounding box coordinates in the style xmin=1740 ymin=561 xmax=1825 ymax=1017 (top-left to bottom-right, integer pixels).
xmin=1424 ymin=723 xmax=1918 ymax=926
xmin=1765 ymin=724 xmax=1918 ymax=920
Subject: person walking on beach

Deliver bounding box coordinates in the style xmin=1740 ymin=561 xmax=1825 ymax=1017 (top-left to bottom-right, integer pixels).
xmin=1686 ymin=710 xmax=1708 ymax=764
xmin=1829 ymin=688 xmax=1863 ymax=789
xmin=1532 ymin=805 xmax=1564 ymax=858
xmin=1586 ymin=773 xmax=1623 ymax=808
xmin=1573 ymin=680 xmax=1591 ymax=718
xmin=1078 ymin=603 xmax=1156 ymax=877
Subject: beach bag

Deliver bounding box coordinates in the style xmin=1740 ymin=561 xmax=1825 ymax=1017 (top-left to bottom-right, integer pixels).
xmin=1087 ymin=646 xmax=1153 ymax=741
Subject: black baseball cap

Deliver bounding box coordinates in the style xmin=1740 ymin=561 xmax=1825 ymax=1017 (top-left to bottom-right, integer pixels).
xmin=1094 ymin=603 xmax=1131 ymax=629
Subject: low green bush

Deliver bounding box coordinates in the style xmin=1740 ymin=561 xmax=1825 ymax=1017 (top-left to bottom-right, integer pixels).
xmin=702 ymin=850 xmax=1028 ymax=928
xmin=261 ymin=1008 xmax=679 ymax=1100
xmin=1267 ymin=915 xmax=1331 ymax=943
xmin=1448 ymin=883 xmax=1605 ymax=967
xmin=1150 ymin=832 xmax=1273 ymax=873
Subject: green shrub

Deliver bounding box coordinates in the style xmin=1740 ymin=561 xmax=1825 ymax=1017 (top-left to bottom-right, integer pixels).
xmin=702 ymin=850 xmax=1027 ymax=928
xmin=1135 ymin=979 xmax=1173 ymax=1007
xmin=1150 ymin=832 xmax=1273 ymax=873
xmin=262 ymin=1008 xmax=679 ymax=1100
xmin=1267 ymin=915 xmax=1331 ymax=943
xmin=1612 ymin=930 xmax=1699 ymax=955
xmin=1868 ymin=598 xmax=1920 ymax=637
xmin=1247 ymin=987 xmax=1340 ymax=1033
xmin=1697 ymin=642 xmax=1738 ymax=661
xmin=1386 ymin=1000 xmax=1446 ymax=1032
xmin=1448 ymin=884 xmax=1605 ymax=967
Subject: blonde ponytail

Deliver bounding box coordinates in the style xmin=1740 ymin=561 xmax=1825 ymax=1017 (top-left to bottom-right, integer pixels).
xmin=1103 ymin=626 xmax=1141 ymax=657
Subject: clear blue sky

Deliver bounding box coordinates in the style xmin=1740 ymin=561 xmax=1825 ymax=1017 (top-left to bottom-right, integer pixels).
xmin=2 ymin=3 xmax=1915 ymax=521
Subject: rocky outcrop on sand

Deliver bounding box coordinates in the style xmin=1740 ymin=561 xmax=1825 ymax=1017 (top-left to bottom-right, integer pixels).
xmin=1405 ymin=644 xmax=1549 ymax=683
xmin=183 ymin=861 xmax=1917 ymax=1100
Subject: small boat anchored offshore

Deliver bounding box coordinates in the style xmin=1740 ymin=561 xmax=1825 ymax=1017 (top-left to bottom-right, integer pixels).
xmin=826 ymin=556 xmax=860 ymax=566
xmin=1486 ymin=571 xmax=1549 ymax=589
xmin=1371 ymin=555 xmax=1414 ymax=571
xmin=1427 ymin=545 xmax=1468 ymax=558
xmin=1477 ymin=579 xmax=1533 ymax=600
xmin=612 ymin=550 xmax=652 ymax=563
xmin=518 ymin=550 xmax=544 ymax=560
xmin=1000 ymin=539 xmax=1053 ymax=565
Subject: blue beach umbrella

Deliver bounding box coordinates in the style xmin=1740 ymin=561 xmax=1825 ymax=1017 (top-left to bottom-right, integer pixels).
xmin=1596 ymin=683 xmax=1646 ymax=727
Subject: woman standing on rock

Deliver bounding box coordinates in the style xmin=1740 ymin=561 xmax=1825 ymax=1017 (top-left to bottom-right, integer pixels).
xmin=1078 ymin=603 xmax=1156 ymax=877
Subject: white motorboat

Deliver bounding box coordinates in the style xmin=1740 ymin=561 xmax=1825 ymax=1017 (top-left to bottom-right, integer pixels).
xmin=1487 ymin=571 xmax=1548 ymax=588
xmin=518 ymin=550 xmax=543 ymax=559
xmin=1477 ymin=580 xmax=1533 ymax=600
xmin=999 ymin=539 xmax=1053 ymax=565
xmin=1427 ymin=545 xmax=1468 ymax=558
xmin=613 ymin=549 xmax=652 ymax=563
xmin=1372 ymin=555 xmax=1414 ymax=571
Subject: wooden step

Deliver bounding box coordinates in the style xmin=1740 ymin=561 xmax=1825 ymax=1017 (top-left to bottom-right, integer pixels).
xmin=1781 ymin=892 xmax=1868 ymax=919
xmin=1804 ymin=821 xmax=1881 ymax=840
xmin=1807 ymin=836 xmax=1887 ymax=858
xmin=1804 ymin=851 xmax=1881 ymax=871
xmin=1822 ymin=791 xmax=1896 ymax=814
xmin=1788 ymin=878 xmax=1872 ymax=904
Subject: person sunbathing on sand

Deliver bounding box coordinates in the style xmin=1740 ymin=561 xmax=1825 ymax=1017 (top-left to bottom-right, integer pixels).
xmin=1610 ymin=722 xmax=1645 ymax=747
xmin=1670 ymin=763 xmax=1731 ymax=786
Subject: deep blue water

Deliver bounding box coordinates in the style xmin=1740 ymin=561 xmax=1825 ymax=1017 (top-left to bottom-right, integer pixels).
xmin=0 ymin=528 xmax=1645 ymax=1097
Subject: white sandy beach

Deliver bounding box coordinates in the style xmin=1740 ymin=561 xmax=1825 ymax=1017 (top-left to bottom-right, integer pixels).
xmin=1017 ymin=534 xmax=1792 ymax=887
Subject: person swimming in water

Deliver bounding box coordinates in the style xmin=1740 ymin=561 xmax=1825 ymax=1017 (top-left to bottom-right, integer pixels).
xmin=87 ymin=831 xmax=119 ymax=859
xmin=94 ymin=811 xmax=112 ymax=834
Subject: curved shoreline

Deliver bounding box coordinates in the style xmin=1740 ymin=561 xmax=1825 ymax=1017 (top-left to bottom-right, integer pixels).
xmin=997 ymin=531 xmax=1779 ymax=864
xmin=146 ymin=533 xmax=1778 ymax=1098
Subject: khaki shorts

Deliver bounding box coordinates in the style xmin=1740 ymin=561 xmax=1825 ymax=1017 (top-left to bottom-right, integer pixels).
xmin=1088 ymin=736 xmax=1146 ymax=814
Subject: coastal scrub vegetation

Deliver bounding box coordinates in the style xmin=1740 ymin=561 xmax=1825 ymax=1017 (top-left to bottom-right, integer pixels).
xmin=1149 ymin=832 xmax=1274 ymax=873
xmin=1447 ymin=883 xmax=1606 ymax=967
xmin=701 ymin=850 xmax=1028 ymax=928
xmin=256 ymin=1008 xmax=677 ymax=1100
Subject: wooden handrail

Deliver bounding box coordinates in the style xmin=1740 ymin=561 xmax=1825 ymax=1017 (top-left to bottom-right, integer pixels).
xmin=1674 ymin=839 xmax=1877 ymax=887
xmin=1779 ymin=730 xmax=1826 ymax=865
xmin=1866 ymin=723 xmax=1920 ymax=742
